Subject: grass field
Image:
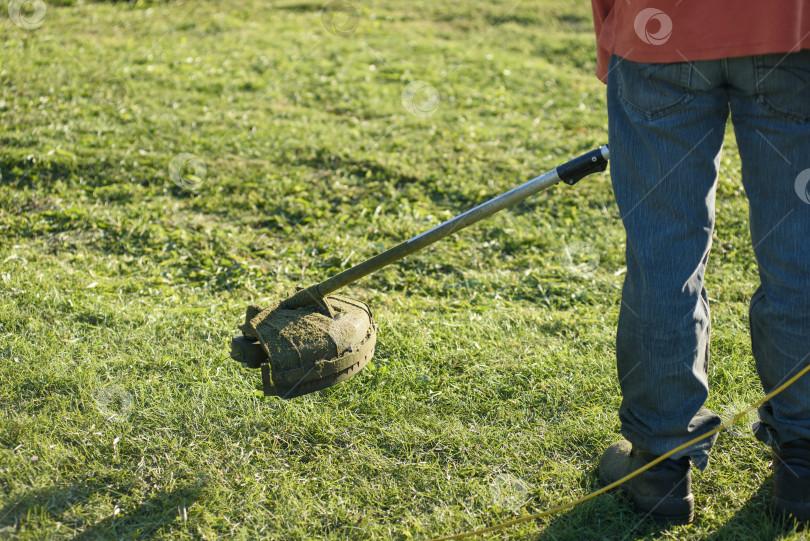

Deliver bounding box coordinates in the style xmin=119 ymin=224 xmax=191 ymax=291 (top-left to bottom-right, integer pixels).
xmin=0 ymin=0 xmax=802 ymax=539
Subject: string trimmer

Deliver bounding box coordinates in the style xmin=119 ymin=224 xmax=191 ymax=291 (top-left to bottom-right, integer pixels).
xmin=231 ymin=145 xmax=609 ymax=398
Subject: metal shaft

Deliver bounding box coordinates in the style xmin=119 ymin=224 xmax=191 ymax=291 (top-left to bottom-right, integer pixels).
xmin=284 ymin=145 xmax=609 ymax=309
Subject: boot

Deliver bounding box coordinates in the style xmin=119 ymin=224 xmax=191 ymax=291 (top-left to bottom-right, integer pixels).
xmin=772 ymin=439 xmax=810 ymax=524
xmin=599 ymin=440 xmax=694 ymax=524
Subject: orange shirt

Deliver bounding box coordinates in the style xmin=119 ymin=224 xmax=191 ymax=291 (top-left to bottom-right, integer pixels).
xmin=591 ymin=0 xmax=810 ymax=82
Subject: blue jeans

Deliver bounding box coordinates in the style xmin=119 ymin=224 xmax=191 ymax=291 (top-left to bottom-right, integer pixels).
xmin=608 ymin=51 xmax=810 ymax=469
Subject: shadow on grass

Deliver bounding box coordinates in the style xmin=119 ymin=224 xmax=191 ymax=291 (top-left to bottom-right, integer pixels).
xmin=74 ymin=483 xmax=202 ymax=540
xmin=0 ymin=485 xmax=85 ymax=532
xmin=0 ymin=482 xmax=202 ymax=540
xmin=532 ymin=495 xmax=673 ymax=541
xmin=706 ymin=482 xmax=803 ymax=541
xmin=530 ymin=479 xmax=803 ymax=541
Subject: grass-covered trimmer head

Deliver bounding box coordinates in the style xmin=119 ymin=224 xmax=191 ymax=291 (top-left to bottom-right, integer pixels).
xmin=231 ymin=145 xmax=609 ymax=398
xmin=232 ymin=293 xmax=376 ymax=398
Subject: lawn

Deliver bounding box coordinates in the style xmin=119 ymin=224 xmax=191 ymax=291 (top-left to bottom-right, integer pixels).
xmin=0 ymin=0 xmax=799 ymax=539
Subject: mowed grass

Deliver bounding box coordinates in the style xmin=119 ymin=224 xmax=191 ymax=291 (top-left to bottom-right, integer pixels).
xmin=0 ymin=0 xmax=799 ymax=539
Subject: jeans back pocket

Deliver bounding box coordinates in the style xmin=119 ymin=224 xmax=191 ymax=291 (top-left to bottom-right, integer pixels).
xmin=614 ymin=58 xmax=693 ymax=121
xmin=755 ymin=50 xmax=810 ymax=124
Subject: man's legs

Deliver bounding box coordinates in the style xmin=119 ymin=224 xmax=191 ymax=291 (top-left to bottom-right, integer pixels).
xmin=603 ymin=50 xmax=810 ymax=522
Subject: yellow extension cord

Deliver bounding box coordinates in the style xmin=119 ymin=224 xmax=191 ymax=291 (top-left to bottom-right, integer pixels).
xmin=428 ymin=361 xmax=810 ymax=541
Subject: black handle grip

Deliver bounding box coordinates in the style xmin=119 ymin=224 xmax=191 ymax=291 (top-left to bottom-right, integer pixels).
xmin=556 ymin=146 xmax=609 ymax=186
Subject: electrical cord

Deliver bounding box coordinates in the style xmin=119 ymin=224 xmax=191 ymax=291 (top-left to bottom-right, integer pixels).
xmin=428 ymin=361 xmax=810 ymax=541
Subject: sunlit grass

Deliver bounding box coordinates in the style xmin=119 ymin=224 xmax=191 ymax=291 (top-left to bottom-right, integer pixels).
xmin=0 ymin=0 xmax=798 ymax=539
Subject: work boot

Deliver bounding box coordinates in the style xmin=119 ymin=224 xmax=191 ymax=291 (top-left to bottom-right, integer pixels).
xmin=599 ymin=440 xmax=694 ymax=524
xmin=772 ymin=439 xmax=810 ymax=524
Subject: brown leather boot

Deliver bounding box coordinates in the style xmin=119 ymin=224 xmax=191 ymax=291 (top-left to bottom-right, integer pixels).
xmin=599 ymin=440 xmax=694 ymax=524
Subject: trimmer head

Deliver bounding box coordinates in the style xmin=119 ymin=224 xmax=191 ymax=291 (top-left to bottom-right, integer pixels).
xmin=230 ymin=294 xmax=376 ymax=398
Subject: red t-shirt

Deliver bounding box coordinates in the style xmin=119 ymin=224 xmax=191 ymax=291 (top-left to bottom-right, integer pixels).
xmin=591 ymin=0 xmax=810 ymax=82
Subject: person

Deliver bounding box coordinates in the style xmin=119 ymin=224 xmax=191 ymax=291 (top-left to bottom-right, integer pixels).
xmin=590 ymin=0 xmax=810 ymax=524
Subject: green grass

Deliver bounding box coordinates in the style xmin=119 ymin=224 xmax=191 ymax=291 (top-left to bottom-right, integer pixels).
xmin=0 ymin=0 xmax=802 ymax=539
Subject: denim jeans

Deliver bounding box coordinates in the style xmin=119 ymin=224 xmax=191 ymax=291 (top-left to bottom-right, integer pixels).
xmin=607 ymin=51 xmax=810 ymax=469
